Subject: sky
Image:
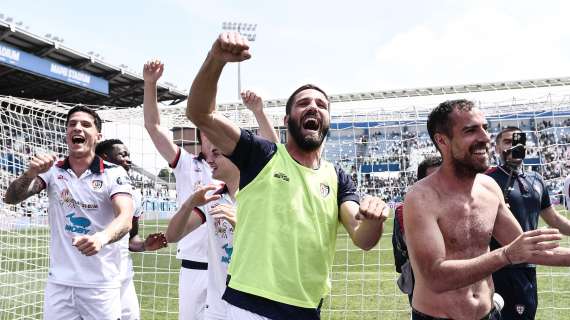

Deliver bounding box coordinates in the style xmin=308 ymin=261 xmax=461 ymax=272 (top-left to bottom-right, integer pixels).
xmin=3 ymin=0 xmax=570 ymax=104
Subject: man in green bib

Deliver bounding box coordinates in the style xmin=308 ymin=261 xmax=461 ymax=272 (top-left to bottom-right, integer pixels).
xmin=186 ymin=32 xmax=390 ymax=320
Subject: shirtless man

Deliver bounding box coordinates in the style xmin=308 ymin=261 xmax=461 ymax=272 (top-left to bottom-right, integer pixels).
xmin=404 ymin=99 xmax=570 ymax=320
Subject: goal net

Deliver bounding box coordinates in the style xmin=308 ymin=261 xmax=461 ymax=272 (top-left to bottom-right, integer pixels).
xmin=1 ymin=93 xmax=570 ymax=320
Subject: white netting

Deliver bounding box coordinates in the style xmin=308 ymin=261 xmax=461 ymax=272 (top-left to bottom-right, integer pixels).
xmin=1 ymin=92 xmax=570 ymax=319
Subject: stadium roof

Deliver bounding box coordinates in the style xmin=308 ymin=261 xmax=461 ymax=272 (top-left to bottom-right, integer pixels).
xmin=218 ymin=76 xmax=570 ymax=110
xmin=0 ymin=20 xmax=187 ymax=109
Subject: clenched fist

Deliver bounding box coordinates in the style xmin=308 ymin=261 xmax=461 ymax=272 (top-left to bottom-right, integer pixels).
xmin=210 ymin=32 xmax=251 ymax=63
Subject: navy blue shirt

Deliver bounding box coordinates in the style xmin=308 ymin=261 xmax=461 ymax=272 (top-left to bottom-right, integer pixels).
xmin=223 ymin=129 xmax=359 ymax=320
xmin=487 ymin=165 xmax=551 ymax=268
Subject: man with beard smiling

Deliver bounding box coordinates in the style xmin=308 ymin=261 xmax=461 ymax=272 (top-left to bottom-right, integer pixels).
xmin=404 ymin=100 xmax=570 ymax=320
xmin=4 ymin=106 xmax=134 ymax=320
xmin=186 ymin=32 xmax=389 ymax=320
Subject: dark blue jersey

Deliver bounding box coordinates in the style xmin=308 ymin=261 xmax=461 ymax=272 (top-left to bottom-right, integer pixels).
xmin=487 ymin=165 xmax=551 ymax=268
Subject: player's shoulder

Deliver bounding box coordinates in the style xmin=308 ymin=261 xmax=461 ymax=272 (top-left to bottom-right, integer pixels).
xmin=478 ymin=173 xmax=501 ymax=187
xmin=101 ymin=160 xmax=125 ymax=174
xmin=404 ymin=176 xmax=436 ymax=205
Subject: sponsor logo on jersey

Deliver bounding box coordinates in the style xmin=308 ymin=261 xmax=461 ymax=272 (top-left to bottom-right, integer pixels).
xmin=57 ymin=174 xmax=67 ymax=181
xmin=273 ymin=171 xmax=290 ymax=182
xmin=91 ymin=179 xmax=103 ymax=190
xmin=116 ymin=175 xmax=131 ymax=185
xmin=58 ymin=189 xmax=99 ymax=209
xmin=515 ymin=304 xmax=525 ymax=315
xmin=221 ymin=243 xmax=233 ymax=264
xmin=64 ymin=212 xmax=91 ymax=234
xmin=320 ymin=183 xmax=330 ymax=197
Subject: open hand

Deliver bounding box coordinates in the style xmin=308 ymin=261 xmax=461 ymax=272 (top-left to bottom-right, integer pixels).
xmin=143 ymin=60 xmax=164 ymax=83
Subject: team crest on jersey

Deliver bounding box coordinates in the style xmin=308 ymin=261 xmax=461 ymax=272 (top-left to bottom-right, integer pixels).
xmin=57 ymin=174 xmax=67 ymax=181
xmin=91 ymin=180 xmax=103 ymax=190
xmin=320 ymin=183 xmax=330 ymax=198
xmin=515 ymin=304 xmax=525 ymax=315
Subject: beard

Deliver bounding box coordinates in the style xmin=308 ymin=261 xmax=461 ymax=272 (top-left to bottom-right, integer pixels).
xmin=450 ymin=142 xmax=490 ymax=178
xmin=287 ymin=116 xmax=329 ymax=152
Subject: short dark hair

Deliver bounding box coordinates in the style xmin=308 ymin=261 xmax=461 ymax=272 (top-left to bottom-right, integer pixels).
xmin=66 ymin=106 xmax=102 ymax=132
xmin=95 ymin=139 xmax=124 ymax=157
xmin=417 ymin=156 xmax=442 ymax=180
xmin=285 ymin=84 xmax=329 ymax=115
xmin=495 ymin=126 xmax=521 ymax=143
xmin=427 ymin=99 xmax=475 ymax=152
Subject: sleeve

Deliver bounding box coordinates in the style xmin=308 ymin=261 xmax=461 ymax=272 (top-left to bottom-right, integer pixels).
xmin=107 ymin=166 xmax=133 ymax=199
xmin=132 ymin=189 xmax=143 ymax=218
xmin=538 ymin=174 xmax=552 ymax=210
xmin=168 ymin=147 xmax=182 ymax=169
xmin=193 ymin=206 xmax=207 ymax=224
xmin=335 ymin=166 xmax=360 ymax=206
xmin=228 ymin=129 xmax=278 ymax=189
xmin=37 ymin=164 xmax=55 ymax=189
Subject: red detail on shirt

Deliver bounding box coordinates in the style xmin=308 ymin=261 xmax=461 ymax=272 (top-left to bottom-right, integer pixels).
xmin=169 ymin=147 xmax=182 ymax=169
xmin=485 ymin=166 xmax=498 ymax=174
xmin=395 ymin=204 xmax=405 ymax=234
xmin=193 ymin=207 xmax=206 ymax=224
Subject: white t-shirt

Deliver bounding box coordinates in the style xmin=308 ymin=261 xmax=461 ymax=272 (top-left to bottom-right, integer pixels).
xmin=562 ymin=175 xmax=570 ymax=210
xmin=195 ymin=187 xmax=234 ymax=319
xmin=120 ymin=187 xmax=143 ymax=281
xmin=171 ymin=148 xmax=213 ymax=262
xmin=38 ymin=156 xmax=132 ymax=288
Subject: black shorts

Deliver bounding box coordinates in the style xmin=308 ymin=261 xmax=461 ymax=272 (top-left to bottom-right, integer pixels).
xmin=492 ymin=267 xmax=537 ymax=320
xmin=411 ymin=307 xmax=500 ymax=320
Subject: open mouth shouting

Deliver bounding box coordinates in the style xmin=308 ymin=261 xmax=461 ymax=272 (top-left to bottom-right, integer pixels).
xmin=71 ymin=135 xmax=86 ymax=145
xmin=302 ymin=114 xmax=321 ymax=133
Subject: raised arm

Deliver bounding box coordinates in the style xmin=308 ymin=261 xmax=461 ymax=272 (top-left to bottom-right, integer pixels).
xmin=241 ymin=90 xmax=279 ymax=143
xmin=73 ymin=194 xmax=134 ymax=256
xmin=3 ymin=154 xmax=54 ymax=204
xmin=340 ymin=197 xmax=389 ymax=251
xmin=143 ymin=60 xmax=179 ymax=164
xmin=186 ymin=32 xmax=250 ymax=155
xmin=165 ymin=185 xmax=221 ymax=243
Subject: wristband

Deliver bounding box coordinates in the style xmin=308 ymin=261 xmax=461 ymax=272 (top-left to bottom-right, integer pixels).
xmin=94 ymin=232 xmax=110 ymax=248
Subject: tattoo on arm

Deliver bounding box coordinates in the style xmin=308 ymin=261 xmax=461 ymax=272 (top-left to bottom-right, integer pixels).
xmin=107 ymin=224 xmax=131 ymax=244
xmin=4 ymin=175 xmax=44 ymax=204
xmin=129 ymin=218 xmax=139 ymax=239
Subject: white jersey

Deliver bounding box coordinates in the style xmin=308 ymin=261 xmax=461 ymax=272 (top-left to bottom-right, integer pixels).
xmin=196 ymin=186 xmax=234 ymax=319
xmin=119 ymin=187 xmax=143 ymax=281
xmin=562 ymin=175 xmax=570 ymax=210
xmin=38 ymin=156 xmax=132 ymax=288
xmin=171 ymin=148 xmax=213 ymax=262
